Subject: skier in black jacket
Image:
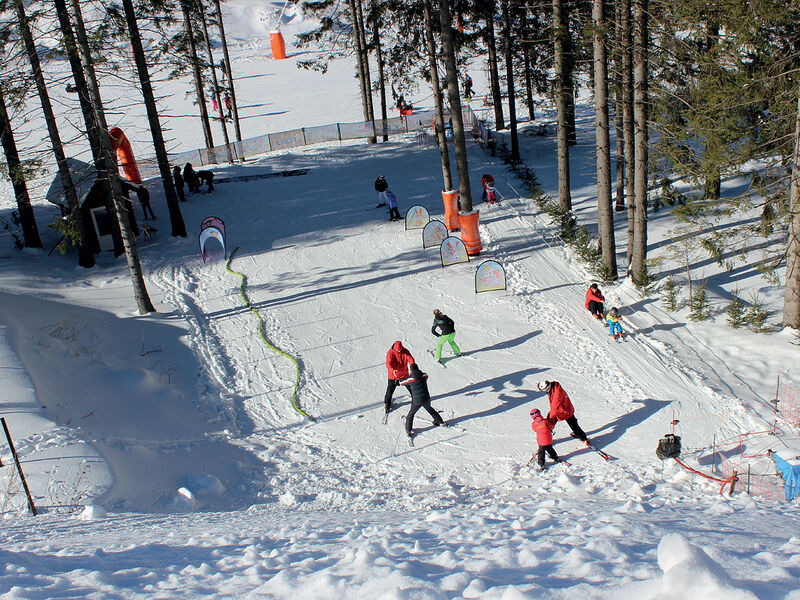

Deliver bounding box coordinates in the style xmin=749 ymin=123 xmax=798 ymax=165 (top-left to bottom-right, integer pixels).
xmin=400 ymin=363 xmax=444 ymax=436
xmin=432 ymin=309 xmax=461 ymax=362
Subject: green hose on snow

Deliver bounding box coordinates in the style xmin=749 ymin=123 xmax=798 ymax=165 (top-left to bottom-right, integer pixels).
xmin=226 ymin=247 xmax=313 ymax=420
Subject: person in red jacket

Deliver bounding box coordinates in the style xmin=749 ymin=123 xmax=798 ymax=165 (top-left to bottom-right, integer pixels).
xmin=585 ymin=283 xmax=606 ymax=320
xmin=541 ymin=380 xmax=588 ymax=444
xmin=384 ymin=341 xmax=415 ymax=413
xmin=530 ymin=408 xmax=560 ymax=469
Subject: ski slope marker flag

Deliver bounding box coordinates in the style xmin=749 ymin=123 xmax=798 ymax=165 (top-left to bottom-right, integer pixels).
xmin=405 ymin=205 xmax=430 ymax=230
xmin=199 ymin=216 xmax=226 ymax=263
xmin=422 ymin=220 xmax=448 ymax=248
xmin=475 ymin=260 xmax=507 ymax=293
xmin=440 ymin=236 xmax=469 ymax=266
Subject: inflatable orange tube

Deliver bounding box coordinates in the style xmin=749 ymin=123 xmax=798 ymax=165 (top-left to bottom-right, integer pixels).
xmin=442 ymin=190 xmax=460 ymax=231
xmin=108 ymin=127 xmax=142 ymax=184
xmin=270 ymin=31 xmax=286 ymax=60
xmin=459 ymin=210 xmax=482 ymax=255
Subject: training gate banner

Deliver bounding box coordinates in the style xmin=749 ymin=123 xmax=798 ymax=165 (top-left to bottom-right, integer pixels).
xmin=422 ymin=220 xmax=448 ymax=249
xmin=475 ymin=260 xmax=507 ymax=293
xmin=405 ymin=205 xmax=430 ymax=230
xmin=440 ymin=236 xmax=469 ymax=266
xmin=199 ymin=216 xmax=226 ymax=263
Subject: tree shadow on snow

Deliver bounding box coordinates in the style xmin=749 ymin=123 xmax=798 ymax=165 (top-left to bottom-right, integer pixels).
xmin=435 ymin=367 xmax=546 ymax=426
xmin=467 ymin=330 xmax=542 ymax=356
xmin=571 ymin=398 xmax=672 ymax=448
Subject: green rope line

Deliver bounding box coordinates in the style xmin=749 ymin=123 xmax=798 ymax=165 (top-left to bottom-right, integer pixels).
xmin=226 ymin=247 xmax=314 ymax=420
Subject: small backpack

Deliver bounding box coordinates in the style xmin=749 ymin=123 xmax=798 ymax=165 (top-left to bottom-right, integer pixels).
xmin=656 ymin=433 xmax=681 ymax=460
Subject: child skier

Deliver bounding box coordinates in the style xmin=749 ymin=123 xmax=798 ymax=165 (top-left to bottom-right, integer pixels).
xmin=386 ymin=190 xmax=401 ymax=221
xmin=585 ymin=283 xmax=605 ymax=320
xmin=400 ymin=363 xmax=445 ymax=436
xmin=530 ymin=408 xmax=560 ymax=469
xmin=481 ymin=174 xmax=496 ymax=204
xmin=607 ymin=307 xmax=624 ymax=339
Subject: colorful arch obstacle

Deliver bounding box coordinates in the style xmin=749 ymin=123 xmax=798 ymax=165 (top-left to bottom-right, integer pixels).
xmin=199 ymin=216 xmax=227 ymax=263
xmin=109 ymin=127 xmax=141 ymax=184
xmin=440 ymin=236 xmax=469 ymax=267
xmin=475 ymin=260 xmax=507 ymax=293
xmin=405 ymin=205 xmax=430 ymax=230
xmin=422 ymin=220 xmax=448 ymax=249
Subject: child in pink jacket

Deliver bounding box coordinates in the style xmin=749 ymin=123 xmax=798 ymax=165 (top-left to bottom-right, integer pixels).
xmin=530 ymin=408 xmax=561 ymax=469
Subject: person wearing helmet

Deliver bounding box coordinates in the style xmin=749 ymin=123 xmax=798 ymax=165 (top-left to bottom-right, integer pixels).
xmin=607 ymin=307 xmax=624 ymax=339
xmin=530 ymin=408 xmax=560 ymax=469
xmin=539 ymin=380 xmax=588 ymax=444
xmin=585 ymin=283 xmax=605 ymax=320
xmin=400 ymin=363 xmax=444 ymax=436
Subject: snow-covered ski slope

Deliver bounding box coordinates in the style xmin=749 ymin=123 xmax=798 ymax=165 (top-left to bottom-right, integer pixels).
xmin=1 ymin=1 xmax=800 ymax=597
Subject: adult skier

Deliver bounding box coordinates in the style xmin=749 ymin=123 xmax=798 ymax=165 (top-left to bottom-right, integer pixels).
xmin=384 ymin=341 xmax=415 ymax=413
xmin=431 ymin=309 xmax=461 ymax=362
xmin=375 ymin=175 xmax=388 ymax=206
xmin=585 ymin=283 xmax=606 ymax=320
xmin=401 ymin=363 xmax=444 ymax=436
xmin=540 ymin=380 xmax=588 ymax=444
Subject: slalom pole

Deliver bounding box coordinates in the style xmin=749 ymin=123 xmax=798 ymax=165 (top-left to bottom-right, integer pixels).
xmin=1 ymin=417 xmax=37 ymax=516
xmin=225 ymin=248 xmax=314 ymax=420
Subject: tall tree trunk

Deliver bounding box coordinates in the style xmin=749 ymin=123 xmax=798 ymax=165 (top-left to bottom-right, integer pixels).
xmin=354 ymin=0 xmax=376 ymax=143
xmin=69 ymin=0 xmax=155 ymax=315
xmin=439 ymin=0 xmax=473 ymax=212
xmin=485 ymin=4 xmax=505 ymax=130
xmin=371 ymin=5 xmax=388 ymax=142
xmin=566 ymin=71 xmax=577 ymax=146
xmin=181 ymin=0 xmax=214 ymax=149
xmin=621 ymin=0 xmax=635 ymax=266
xmin=553 ymin=0 xmax=571 ymax=212
xmin=423 ymin=0 xmax=453 ymax=191
xmin=0 ymin=88 xmax=41 ymax=250
xmin=630 ymin=0 xmax=648 ymax=285
xmin=521 ymin=4 xmax=535 ymax=122
xmin=348 ymin=0 xmax=370 ymax=130
xmin=198 ymin=0 xmax=233 ymax=162
xmin=501 ymin=0 xmax=519 ymax=161
xmin=54 ymin=0 xmax=101 ymax=164
xmin=15 ymin=0 xmax=94 ymax=260
xmin=613 ymin=0 xmax=625 ymax=212
xmin=593 ymin=0 xmax=616 ymax=280
xmin=122 ymin=0 xmax=186 ymax=238
xmin=783 ymin=83 xmax=800 ymax=328
xmin=212 ymin=0 xmax=241 ymax=143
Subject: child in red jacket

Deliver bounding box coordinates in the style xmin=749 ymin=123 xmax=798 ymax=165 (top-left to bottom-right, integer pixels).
xmin=530 ymin=408 xmax=560 ymax=469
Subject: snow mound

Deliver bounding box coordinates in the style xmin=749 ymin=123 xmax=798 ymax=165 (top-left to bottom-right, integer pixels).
xmin=654 ymin=533 xmax=758 ymax=599
xmin=77 ymin=505 xmax=106 ymax=520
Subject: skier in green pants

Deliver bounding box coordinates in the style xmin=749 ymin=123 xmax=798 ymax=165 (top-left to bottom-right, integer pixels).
xmin=432 ymin=309 xmax=461 ymax=362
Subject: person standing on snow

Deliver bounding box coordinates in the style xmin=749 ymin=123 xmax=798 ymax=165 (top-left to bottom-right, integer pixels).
xmin=585 ymin=283 xmax=606 ymax=320
xmin=384 ymin=341 xmax=415 ymax=414
xmin=173 ymin=166 xmax=186 ymax=202
xmin=530 ymin=408 xmax=560 ymax=469
xmin=432 ymin=309 xmax=460 ymax=363
xmin=401 ymin=363 xmax=444 ymax=436
xmin=541 ymin=380 xmax=589 ymax=444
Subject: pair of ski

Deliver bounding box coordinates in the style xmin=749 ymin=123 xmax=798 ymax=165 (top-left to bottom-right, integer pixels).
xmin=406 ymin=422 xmax=464 ymax=447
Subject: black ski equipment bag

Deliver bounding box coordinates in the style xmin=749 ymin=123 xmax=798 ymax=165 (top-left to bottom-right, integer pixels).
xmin=656 ymin=434 xmax=681 ymax=460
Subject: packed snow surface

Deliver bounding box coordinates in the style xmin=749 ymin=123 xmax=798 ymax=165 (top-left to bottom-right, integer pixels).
xmin=1 ymin=1 xmax=800 ymax=598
